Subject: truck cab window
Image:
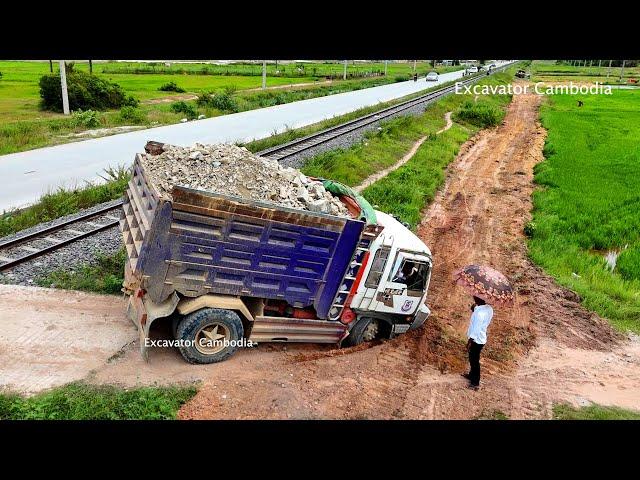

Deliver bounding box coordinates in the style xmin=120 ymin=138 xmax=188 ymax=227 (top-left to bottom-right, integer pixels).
xmin=391 ymin=260 xmax=429 ymax=293
xmin=365 ymin=247 xmax=391 ymax=288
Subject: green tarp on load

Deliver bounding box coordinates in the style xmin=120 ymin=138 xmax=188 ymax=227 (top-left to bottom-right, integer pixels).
xmin=322 ymin=179 xmax=377 ymax=225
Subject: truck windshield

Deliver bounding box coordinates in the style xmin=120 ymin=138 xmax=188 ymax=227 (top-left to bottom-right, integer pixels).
xmin=390 ymin=260 xmax=429 ymax=294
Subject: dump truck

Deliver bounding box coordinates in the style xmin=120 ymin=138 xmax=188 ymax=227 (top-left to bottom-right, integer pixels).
xmin=120 ymin=148 xmax=433 ymax=364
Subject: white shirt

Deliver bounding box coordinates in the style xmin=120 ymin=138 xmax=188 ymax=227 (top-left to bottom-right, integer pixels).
xmin=466 ymin=304 xmax=494 ymax=345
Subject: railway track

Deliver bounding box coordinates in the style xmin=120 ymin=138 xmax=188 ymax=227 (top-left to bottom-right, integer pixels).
xmin=0 ymin=65 xmax=511 ymax=272
xmin=0 ymin=204 xmax=122 ymax=272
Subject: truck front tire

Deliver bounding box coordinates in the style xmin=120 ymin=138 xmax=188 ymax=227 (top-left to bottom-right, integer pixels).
xmin=344 ymin=317 xmax=380 ymax=346
xmin=176 ymin=308 xmax=244 ymax=364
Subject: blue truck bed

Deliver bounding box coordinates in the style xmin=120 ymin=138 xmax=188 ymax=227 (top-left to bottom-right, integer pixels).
xmin=121 ymin=155 xmax=365 ymax=319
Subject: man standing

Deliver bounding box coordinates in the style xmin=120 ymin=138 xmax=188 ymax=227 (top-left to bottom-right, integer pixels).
xmin=462 ymin=296 xmax=494 ymax=391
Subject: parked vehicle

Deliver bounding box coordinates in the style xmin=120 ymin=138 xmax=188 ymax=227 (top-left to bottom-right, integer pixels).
xmin=467 ymin=66 xmax=478 ymax=74
xmin=426 ymin=71 xmax=439 ymax=81
xmin=121 ymin=152 xmax=433 ymax=364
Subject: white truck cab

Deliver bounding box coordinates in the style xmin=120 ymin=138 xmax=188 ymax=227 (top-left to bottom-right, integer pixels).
xmin=345 ymin=211 xmax=432 ymax=343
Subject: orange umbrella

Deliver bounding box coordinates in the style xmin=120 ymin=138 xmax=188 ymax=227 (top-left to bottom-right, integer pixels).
xmin=452 ymin=264 xmax=514 ymax=305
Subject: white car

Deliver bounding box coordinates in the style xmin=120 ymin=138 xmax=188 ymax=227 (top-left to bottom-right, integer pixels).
xmin=467 ymin=66 xmax=478 ymax=74
xmin=425 ymin=71 xmax=439 ymax=81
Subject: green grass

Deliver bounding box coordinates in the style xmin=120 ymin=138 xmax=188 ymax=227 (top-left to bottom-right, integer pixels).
xmin=96 ymin=60 xmax=459 ymax=79
xmin=0 ymin=382 xmax=197 ymax=420
xmin=302 ymin=104 xmax=451 ymax=186
xmin=362 ymin=126 xmax=470 ymax=229
xmin=300 ymin=71 xmax=513 ymax=229
xmin=529 ymin=90 xmax=640 ymax=332
xmin=0 ymin=169 xmax=128 ymax=235
xmin=37 ymin=248 xmax=127 ymax=294
xmin=531 ymin=60 xmax=640 ymax=84
xmin=553 ymin=403 xmax=640 ymax=420
xmin=245 ymin=79 xmax=462 ymax=153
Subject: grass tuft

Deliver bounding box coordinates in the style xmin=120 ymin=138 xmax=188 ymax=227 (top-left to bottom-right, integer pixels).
xmin=553 ymin=403 xmax=640 ymax=420
xmin=0 ymin=175 xmax=128 ymax=237
xmin=37 ymin=248 xmax=126 ymax=294
xmin=0 ymin=382 xmax=197 ymax=420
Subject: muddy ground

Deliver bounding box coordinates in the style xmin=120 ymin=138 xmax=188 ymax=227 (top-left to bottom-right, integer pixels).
xmin=2 ymin=88 xmax=638 ymax=417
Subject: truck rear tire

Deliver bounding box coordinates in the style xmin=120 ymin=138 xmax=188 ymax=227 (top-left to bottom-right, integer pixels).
xmin=176 ymin=308 xmax=244 ymax=364
xmin=344 ymin=317 xmax=380 ymax=346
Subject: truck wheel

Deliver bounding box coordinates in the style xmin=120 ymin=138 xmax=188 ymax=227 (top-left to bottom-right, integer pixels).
xmin=344 ymin=317 xmax=380 ymax=346
xmin=176 ymin=308 xmax=244 ymax=364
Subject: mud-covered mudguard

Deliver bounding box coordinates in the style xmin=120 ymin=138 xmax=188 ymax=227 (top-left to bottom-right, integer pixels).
xmin=126 ymin=290 xmax=180 ymax=361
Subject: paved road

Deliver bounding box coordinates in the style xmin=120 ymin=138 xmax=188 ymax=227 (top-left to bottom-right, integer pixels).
xmin=0 ymin=63 xmax=512 ymax=211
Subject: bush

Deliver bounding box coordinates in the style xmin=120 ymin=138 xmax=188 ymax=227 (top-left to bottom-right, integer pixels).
xmin=454 ymin=100 xmax=504 ymax=128
xmin=196 ymin=91 xmax=214 ymax=107
xmin=197 ymin=89 xmax=238 ymax=112
xmin=158 ymin=81 xmax=185 ymax=93
xmin=71 ymin=109 xmax=101 ymax=128
xmin=39 ymin=71 xmax=138 ymax=112
xmin=210 ymin=92 xmax=239 ymax=112
xmin=170 ymin=101 xmax=198 ymax=120
xmin=119 ymin=106 xmax=147 ymax=124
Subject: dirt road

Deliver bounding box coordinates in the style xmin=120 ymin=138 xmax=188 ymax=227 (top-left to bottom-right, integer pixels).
xmin=6 ymin=87 xmax=638 ymax=417
xmin=172 ymin=89 xmax=638 ymax=419
xmin=0 ymin=285 xmax=135 ymax=395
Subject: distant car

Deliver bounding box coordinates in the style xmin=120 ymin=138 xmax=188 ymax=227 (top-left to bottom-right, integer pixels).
xmin=467 ymin=66 xmax=478 ymax=74
xmin=426 ymin=71 xmax=439 ymax=81
xmin=488 ymin=63 xmax=497 ymax=69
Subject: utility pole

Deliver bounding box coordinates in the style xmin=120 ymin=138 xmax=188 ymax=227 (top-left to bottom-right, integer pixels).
xmin=262 ymin=60 xmax=267 ymax=89
xmin=413 ymin=59 xmax=416 ymax=72
xmin=59 ymin=60 xmax=70 ymax=115
xmin=620 ymin=59 xmax=626 ymax=82
xmin=384 ymin=60 xmax=388 ymax=76
xmin=343 ymin=60 xmax=347 ymax=80
xmin=49 ymin=60 xmax=53 ymax=73
xmin=89 ymin=59 xmax=93 ymax=74
xmin=607 ymin=59 xmax=612 ymax=77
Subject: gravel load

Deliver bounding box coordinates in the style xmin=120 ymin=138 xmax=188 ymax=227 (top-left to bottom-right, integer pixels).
xmin=140 ymin=143 xmax=350 ymax=217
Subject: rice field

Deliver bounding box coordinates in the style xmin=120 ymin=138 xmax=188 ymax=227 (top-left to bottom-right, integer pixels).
xmin=529 ymin=90 xmax=640 ymax=332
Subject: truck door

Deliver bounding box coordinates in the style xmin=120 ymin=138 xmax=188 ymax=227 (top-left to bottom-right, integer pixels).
xmin=373 ymin=252 xmax=431 ymax=315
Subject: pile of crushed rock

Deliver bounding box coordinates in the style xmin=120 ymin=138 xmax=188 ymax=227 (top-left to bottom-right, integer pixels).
xmin=139 ymin=142 xmax=350 ymax=217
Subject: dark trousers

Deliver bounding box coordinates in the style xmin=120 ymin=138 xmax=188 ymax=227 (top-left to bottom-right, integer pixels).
xmin=468 ymin=340 xmax=484 ymax=386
